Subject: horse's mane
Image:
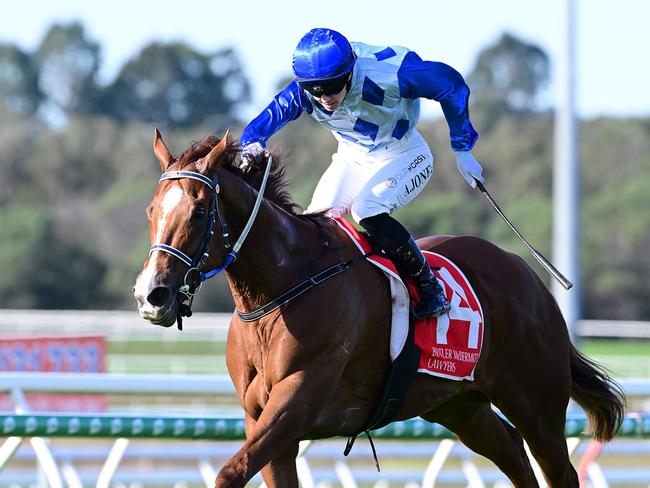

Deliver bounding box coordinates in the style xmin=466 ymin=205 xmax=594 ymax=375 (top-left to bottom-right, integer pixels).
xmin=176 ymin=136 xmax=327 ymax=223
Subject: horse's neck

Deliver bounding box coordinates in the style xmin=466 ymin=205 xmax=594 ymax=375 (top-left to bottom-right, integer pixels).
xmin=218 ymin=173 xmax=325 ymax=313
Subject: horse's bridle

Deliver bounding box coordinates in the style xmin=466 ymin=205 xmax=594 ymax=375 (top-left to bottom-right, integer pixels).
xmin=148 ymin=157 xmax=273 ymax=328
xmin=149 ymin=170 xmax=232 ymax=299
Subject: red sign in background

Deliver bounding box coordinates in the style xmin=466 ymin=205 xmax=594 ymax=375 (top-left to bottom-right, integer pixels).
xmin=0 ymin=336 xmax=107 ymax=412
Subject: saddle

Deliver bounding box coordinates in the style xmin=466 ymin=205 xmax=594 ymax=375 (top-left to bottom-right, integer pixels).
xmin=334 ymin=217 xmax=484 ymax=448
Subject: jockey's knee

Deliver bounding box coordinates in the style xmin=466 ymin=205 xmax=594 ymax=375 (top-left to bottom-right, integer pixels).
xmin=327 ymin=207 xmax=347 ymax=218
xmin=305 ymin=202 xmax=347 ymax=218
xmin=351 ymin=200 xmax=391 ymax=224
xmin=358 ymin=212 xmax=410 ymax=251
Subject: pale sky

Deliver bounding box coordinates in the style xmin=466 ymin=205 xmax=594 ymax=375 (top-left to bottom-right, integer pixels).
xmin=3 ymin=0 xmax=649 ymax=120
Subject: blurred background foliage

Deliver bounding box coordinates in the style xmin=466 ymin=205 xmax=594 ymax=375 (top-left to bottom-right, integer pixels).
xmin=0 ymin=23 xmax=648 ymax=319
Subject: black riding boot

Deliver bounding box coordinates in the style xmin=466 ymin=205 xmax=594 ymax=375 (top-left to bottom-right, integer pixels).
xmin=389 ymin=237 xmax=451 ymax=319
xmin=359 ymin=213 xmax=450 ymax=319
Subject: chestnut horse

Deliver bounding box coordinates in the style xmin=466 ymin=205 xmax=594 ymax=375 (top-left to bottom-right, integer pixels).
xmin=134 ymin=131 xmax=624 ymax=488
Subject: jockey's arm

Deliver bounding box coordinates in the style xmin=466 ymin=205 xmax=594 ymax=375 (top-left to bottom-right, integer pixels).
xmin=397 ymin=51 xmax=479 ymax=152
xmin=240 ymin=81 xmax=313 ymax=149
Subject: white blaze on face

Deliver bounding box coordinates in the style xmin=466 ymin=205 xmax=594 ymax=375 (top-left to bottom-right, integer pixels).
xmin=134 ymin=185 xmax=184 ymax=307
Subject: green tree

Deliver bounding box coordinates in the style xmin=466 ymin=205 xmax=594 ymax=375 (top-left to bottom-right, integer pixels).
xmin=0 ymin=206 xmax=109 ymax=308
xmin=35 ymin=22 xmax=102 ymax=121
xmin=16 ymin=116 xmax=120 ymax=202
xmin=0 ymin=43 xmax=42 ymax=115
xmin=467 ymin=33 xmax=550 ymax=125
xmin=0 ymin=106 xmax=41 ymax=204
xmin=103 ymin=42 xmax=250 ymax=128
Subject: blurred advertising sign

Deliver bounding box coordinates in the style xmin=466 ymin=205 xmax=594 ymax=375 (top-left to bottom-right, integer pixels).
xmin=0 ymin=336 xmax=107 ymax=412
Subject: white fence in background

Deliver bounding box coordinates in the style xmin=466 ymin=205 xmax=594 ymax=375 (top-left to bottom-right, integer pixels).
xmin=0 ymin=310 xmax=231 ymax=341
xmin=1 ymin=372 xmax=649 ymax=488
xmin=2 ymin=372 xmax=649 ymax=403
xmin=1 ymin=309 xmax=649 ymax=340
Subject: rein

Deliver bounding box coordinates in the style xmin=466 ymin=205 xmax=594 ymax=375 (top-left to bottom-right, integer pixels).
xmin=149 ymin=156 xmax=273 ymax=329
xmin=237 ymin=253 xmax=371 ymax=322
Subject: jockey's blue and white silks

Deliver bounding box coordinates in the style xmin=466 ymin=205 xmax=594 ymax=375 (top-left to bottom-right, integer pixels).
xmin=240 ymin=42 xmax=478 ymax=153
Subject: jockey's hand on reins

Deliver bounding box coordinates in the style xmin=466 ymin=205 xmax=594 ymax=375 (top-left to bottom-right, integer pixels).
xmin=239 ymin=143 xmax=268 ymax=174
xmin=239 ymin=153 xmax=270 ymax=174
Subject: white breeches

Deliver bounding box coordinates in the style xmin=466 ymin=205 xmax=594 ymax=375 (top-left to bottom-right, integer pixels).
xmin=306 ymin=130 xmax=435 ymax=222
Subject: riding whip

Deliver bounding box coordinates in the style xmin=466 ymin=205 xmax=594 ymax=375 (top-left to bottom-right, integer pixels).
xmin=474 ymin=179 xmax=573 ymax=290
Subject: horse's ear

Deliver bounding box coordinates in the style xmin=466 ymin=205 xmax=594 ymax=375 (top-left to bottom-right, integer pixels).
xmin=200 ymin=129 xmax=231 ymax=172
xmin=153 ymin=128 xmax=174 ymax=172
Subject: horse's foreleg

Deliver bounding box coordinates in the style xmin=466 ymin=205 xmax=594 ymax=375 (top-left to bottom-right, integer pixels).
xmin=260 ymin=442 xmax=300 ymax=488
xmin=243 ymin=413 xmax=300 ymax=488
xmin=214 ymin=374 xmax=318 ymax=488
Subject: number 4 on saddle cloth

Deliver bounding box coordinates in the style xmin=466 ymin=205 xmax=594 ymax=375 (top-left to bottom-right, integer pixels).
xmin=334 ymin=218 xmax=484 ymax=381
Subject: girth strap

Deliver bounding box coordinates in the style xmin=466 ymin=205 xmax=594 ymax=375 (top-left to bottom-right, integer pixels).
xmin=344 ymin=431 xmax=380 ymax=471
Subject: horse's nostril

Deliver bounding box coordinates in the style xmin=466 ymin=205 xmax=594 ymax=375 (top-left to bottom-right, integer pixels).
xmin=147 ymin=286 xmax=172 ymax=307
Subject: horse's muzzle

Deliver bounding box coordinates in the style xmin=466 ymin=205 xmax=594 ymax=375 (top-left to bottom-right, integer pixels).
xmin=138 ymin=300 xmax=178 ymax=328
xmin=134 ymin=283 xmax=179 ymax=328
xmin=147 ymin=286 xmax=173 ymax=307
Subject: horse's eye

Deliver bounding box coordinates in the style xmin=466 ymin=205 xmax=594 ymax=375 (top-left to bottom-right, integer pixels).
xmin=192 ymin=207 xmax=206 ymax=220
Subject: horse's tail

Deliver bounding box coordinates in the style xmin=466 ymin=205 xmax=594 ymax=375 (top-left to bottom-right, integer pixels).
xmin=569 ymin=343 xmax=626 ymax=441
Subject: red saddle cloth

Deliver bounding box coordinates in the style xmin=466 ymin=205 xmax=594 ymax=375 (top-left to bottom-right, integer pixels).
xmin=334 ymin=218 xmax=484 ymax=381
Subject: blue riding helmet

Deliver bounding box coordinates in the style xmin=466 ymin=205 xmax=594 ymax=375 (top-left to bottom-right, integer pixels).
xmin=292 ymin=28 xmax=356 ymax=83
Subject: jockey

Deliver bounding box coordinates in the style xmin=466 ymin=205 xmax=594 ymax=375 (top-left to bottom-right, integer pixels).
xmin=240 ymin=27 xmax=484 ymax=319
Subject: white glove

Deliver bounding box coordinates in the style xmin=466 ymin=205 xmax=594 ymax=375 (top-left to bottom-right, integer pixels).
xmin=454 ymin=151 xmax=485 ymax=188
xmin=240 ymin=142 xmax=266 ymax=171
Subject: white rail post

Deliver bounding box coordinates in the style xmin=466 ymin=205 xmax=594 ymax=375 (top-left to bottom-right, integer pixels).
xmin=61 ymin=462 xmax=84 ymax=488
xmin=0 ymin=436 xmax=23 ymax=471
xmin=335 ymin=460 xmax=359 ymax=488
xmin=11 ymin=387 xmax=64 ymax=488
xmin=462 ymin=459 xmax=487 ymax=488
xmin=97 ymin=437 xmax=130 ymax=488
xmin=199 ymin=459 xmax=218 ymax=487
xmin=421 ymin=439 xmax=455 ymax=488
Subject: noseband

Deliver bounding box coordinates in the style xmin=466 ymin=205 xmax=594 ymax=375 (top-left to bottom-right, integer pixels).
xmin=149 ymin=157 xmax=273 ymax=328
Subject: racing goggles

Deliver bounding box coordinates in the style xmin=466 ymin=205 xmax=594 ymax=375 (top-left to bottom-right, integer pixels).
xmin=299 ymin=73 xmax=349 ymax=97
